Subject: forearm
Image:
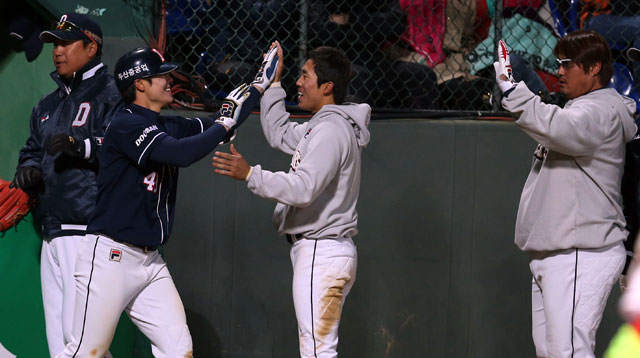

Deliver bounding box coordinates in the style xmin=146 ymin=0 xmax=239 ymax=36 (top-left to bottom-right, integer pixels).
xmin=149 ymin=123 xmax=228 ymax=167
xmin=18 ymin=135 xmax=43 ymax=168
xmin=247 ymin=131 xmax=340 ymax=206
xmin=247 ymin=165 xmax=320 ymax=207
xmin=260 ymin=85 xmax=305 ymax=154
xmin=504 ymin=83 xmax=606 ymax=156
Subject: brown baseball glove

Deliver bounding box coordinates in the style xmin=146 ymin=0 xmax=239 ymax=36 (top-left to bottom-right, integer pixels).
xmin=0 ymin=179 xmax=31 ymax=232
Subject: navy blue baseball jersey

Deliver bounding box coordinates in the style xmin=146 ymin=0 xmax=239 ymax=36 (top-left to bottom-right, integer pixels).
xmin=87 ymin=104 xmax=224 ymax=246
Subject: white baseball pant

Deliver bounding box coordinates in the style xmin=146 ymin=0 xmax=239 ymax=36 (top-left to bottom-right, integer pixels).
xmin=290 ymin=237 xmax=357 ymax=358
xmin=41 ymin=235 xmax=83 ymax=357
xmin=529 ymin=241 xmax=625 ymax=358
xmin=55 ymin=235 xmax=192 ymax=358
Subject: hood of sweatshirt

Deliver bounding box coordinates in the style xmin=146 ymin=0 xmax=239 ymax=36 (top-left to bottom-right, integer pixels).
xmin=314 ymin=103 xmax=372 ymax=147
xmin=580 ymin=88 xmax=637 ymax=142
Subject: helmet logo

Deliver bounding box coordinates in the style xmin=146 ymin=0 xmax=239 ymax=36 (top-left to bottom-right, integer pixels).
xmin=117 ymin=63 xmax=149 ymax=81
xmin=152 ymin=48 xmax=166 ymax=63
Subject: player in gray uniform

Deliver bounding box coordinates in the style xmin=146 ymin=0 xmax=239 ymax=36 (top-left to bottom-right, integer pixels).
xmin=213 ymin=42 xmax=371 ymax=358
xmin=495 ymin=31 xmax=637 ymax=358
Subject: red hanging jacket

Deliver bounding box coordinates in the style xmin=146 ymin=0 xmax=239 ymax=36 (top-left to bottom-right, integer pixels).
xmin=400 ymin=0 xmax=447 ymax=67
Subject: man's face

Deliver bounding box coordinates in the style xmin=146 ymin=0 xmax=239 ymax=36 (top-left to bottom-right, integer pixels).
xmin=557 ymin=56 xmax=600 ymax=99
xmin=296 ymin=59 xmax=325 ymax=113
xmin=143 ymin=74 xmax=174 ymax=107
xmin=52 ymin=39 xmax=94 ymax=79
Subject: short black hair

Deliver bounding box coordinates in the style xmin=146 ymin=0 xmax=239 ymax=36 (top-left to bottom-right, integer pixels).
xmin=307 ymin=46 xmax=352 ymax=104
xmin=554 ymin=30 xmax=613 ymax=86
xmin=120 ymin=78 xmax=151 ymax=104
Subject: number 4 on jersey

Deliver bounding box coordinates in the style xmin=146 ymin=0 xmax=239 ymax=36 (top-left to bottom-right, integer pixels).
xmin=143 ymin=172 xmax=158 ymax=193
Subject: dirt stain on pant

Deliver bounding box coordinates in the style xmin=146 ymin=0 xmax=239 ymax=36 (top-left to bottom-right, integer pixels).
xmin=89 ymin=345 xmax=109 ymax=357
xmin=315 ymin=276 xmax=350 ymax=342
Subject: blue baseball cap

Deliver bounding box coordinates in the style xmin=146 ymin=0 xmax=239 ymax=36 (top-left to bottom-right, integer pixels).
xmin=8 ymin=15 xmax=43 ymax=62
xmin=39 ymin=13 xmax=102 ymax=47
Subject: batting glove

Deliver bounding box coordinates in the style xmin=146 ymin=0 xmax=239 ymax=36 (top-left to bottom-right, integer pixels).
xmin=45 ymin=133 xmax=86 ymax=158
xmin=10 ymin=166 xmax=42 ymax=189
xmin=217 ymin=130 xmax=237 ymax=146
xmin=493 ymin=39 xmax=516 ymax=93
xmin=250 ymin=46 xmax=279 ymax=92
xmin=215 ymin=83 xmax=251 ymax=129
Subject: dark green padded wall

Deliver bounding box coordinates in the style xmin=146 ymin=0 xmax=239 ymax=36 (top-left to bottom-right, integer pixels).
xmin=164 ymin=114 xmax=624 ymax=357
xmin=0 ymin=12 xmax=625 ymax=352
xmin=35 ymin=0 xmax=151 ymax=37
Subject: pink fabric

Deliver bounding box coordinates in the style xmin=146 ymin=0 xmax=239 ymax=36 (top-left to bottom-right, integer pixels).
xmin=400 ymin=0 xmax=447 ymax=67
xmin=504 ymin=0 xmax=544 ymax=9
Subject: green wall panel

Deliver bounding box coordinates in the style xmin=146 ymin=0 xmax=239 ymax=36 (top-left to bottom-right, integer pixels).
xmin=34 ymin=0 xmax=152 ymax=37
xmin=163 ymin=114 xmax=624 ymax=357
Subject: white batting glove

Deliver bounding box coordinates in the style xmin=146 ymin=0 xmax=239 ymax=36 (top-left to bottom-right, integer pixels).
xmin=493 ymin=39 xmax=516 ymax=93
xmin=251 ymin=46 xmax=279 ymax=92
xmin=215 ymin=83 xmax=251 ymax=129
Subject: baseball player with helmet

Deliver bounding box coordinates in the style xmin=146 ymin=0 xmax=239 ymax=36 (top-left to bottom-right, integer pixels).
xmin=495 ymin=31 xmax=636 ymax=358
xmin=213 ymin=42 xmax=370 ymax=358
xmin=55 ymin=45 xmax=278 ymax=358
xmin=9 ymin=13 xmax=122 ymax=357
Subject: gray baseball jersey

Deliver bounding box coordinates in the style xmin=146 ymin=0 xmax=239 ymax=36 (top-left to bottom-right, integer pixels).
xmin=503 ymin=84 xmax=636 ymax=251
xmin=248 ymin=85 xmax=371 ymax=238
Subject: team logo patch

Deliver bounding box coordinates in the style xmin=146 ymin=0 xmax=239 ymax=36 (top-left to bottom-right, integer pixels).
xmin=109 ymin=249 xmax=122 ymax=262
xmin=533 ymin=144 xmax=548 ymax=161
xmin=290 ymin=149 xmax=302 ymax=172
xmin=40 ymin=114 xmax=49 ymax=122
xmin=135 ymin=125 xmax=159 ymax=147
xmin=219 ymin=100 xmax=237 ymax=118
xmin=304 ymin=128 xmax=312 ymax=139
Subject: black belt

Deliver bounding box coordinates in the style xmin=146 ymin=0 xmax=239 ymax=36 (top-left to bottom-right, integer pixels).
xmin=286 ymin=233 xmax=304 ymax=244
xmin=99 ymin=235 xmax=158 ymax=253
xmin=127 ymin=243 xmax=158 ymax=253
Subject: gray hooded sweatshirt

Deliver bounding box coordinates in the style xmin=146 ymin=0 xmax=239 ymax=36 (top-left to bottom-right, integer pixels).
xmin=247 ymin=85 xmax=371 ymax=239
xmin=502 ymin=83 xmax=637 ymax=252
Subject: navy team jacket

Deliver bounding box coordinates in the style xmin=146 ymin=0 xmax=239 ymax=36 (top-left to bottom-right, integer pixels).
xmin=16 ymin=58 xmax=123 ymax=239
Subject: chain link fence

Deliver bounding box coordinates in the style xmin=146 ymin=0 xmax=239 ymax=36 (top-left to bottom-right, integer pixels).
xmin=161 ymin=0 xmax=640 ymax=112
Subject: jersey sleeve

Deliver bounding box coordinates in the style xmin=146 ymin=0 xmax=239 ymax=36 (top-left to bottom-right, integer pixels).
xmin=247 ymin=121 xmax=344 ymax=206
xmin=173 ymin=115 xmax=219 ymax=138
xmin=110 ymin=115 xmax=168 ymax=167
xmin=502 ymin=82 xmax=611 ymax=156
xmin=260 ymin=86 xmax=309 ymax=155
xmin=85 ymin=89 xmax=124 ymax=163
xmin=18 ymin=106 xmax=45 ymax=169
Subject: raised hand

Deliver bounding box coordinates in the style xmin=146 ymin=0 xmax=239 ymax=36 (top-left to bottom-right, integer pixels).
xmin=493 ymin=40 xmax=516 ymax=93
xmin=215 ymin=83 xmax=252 ymax=130
xmin=251 ymin=43 xmax=280 ymax=92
